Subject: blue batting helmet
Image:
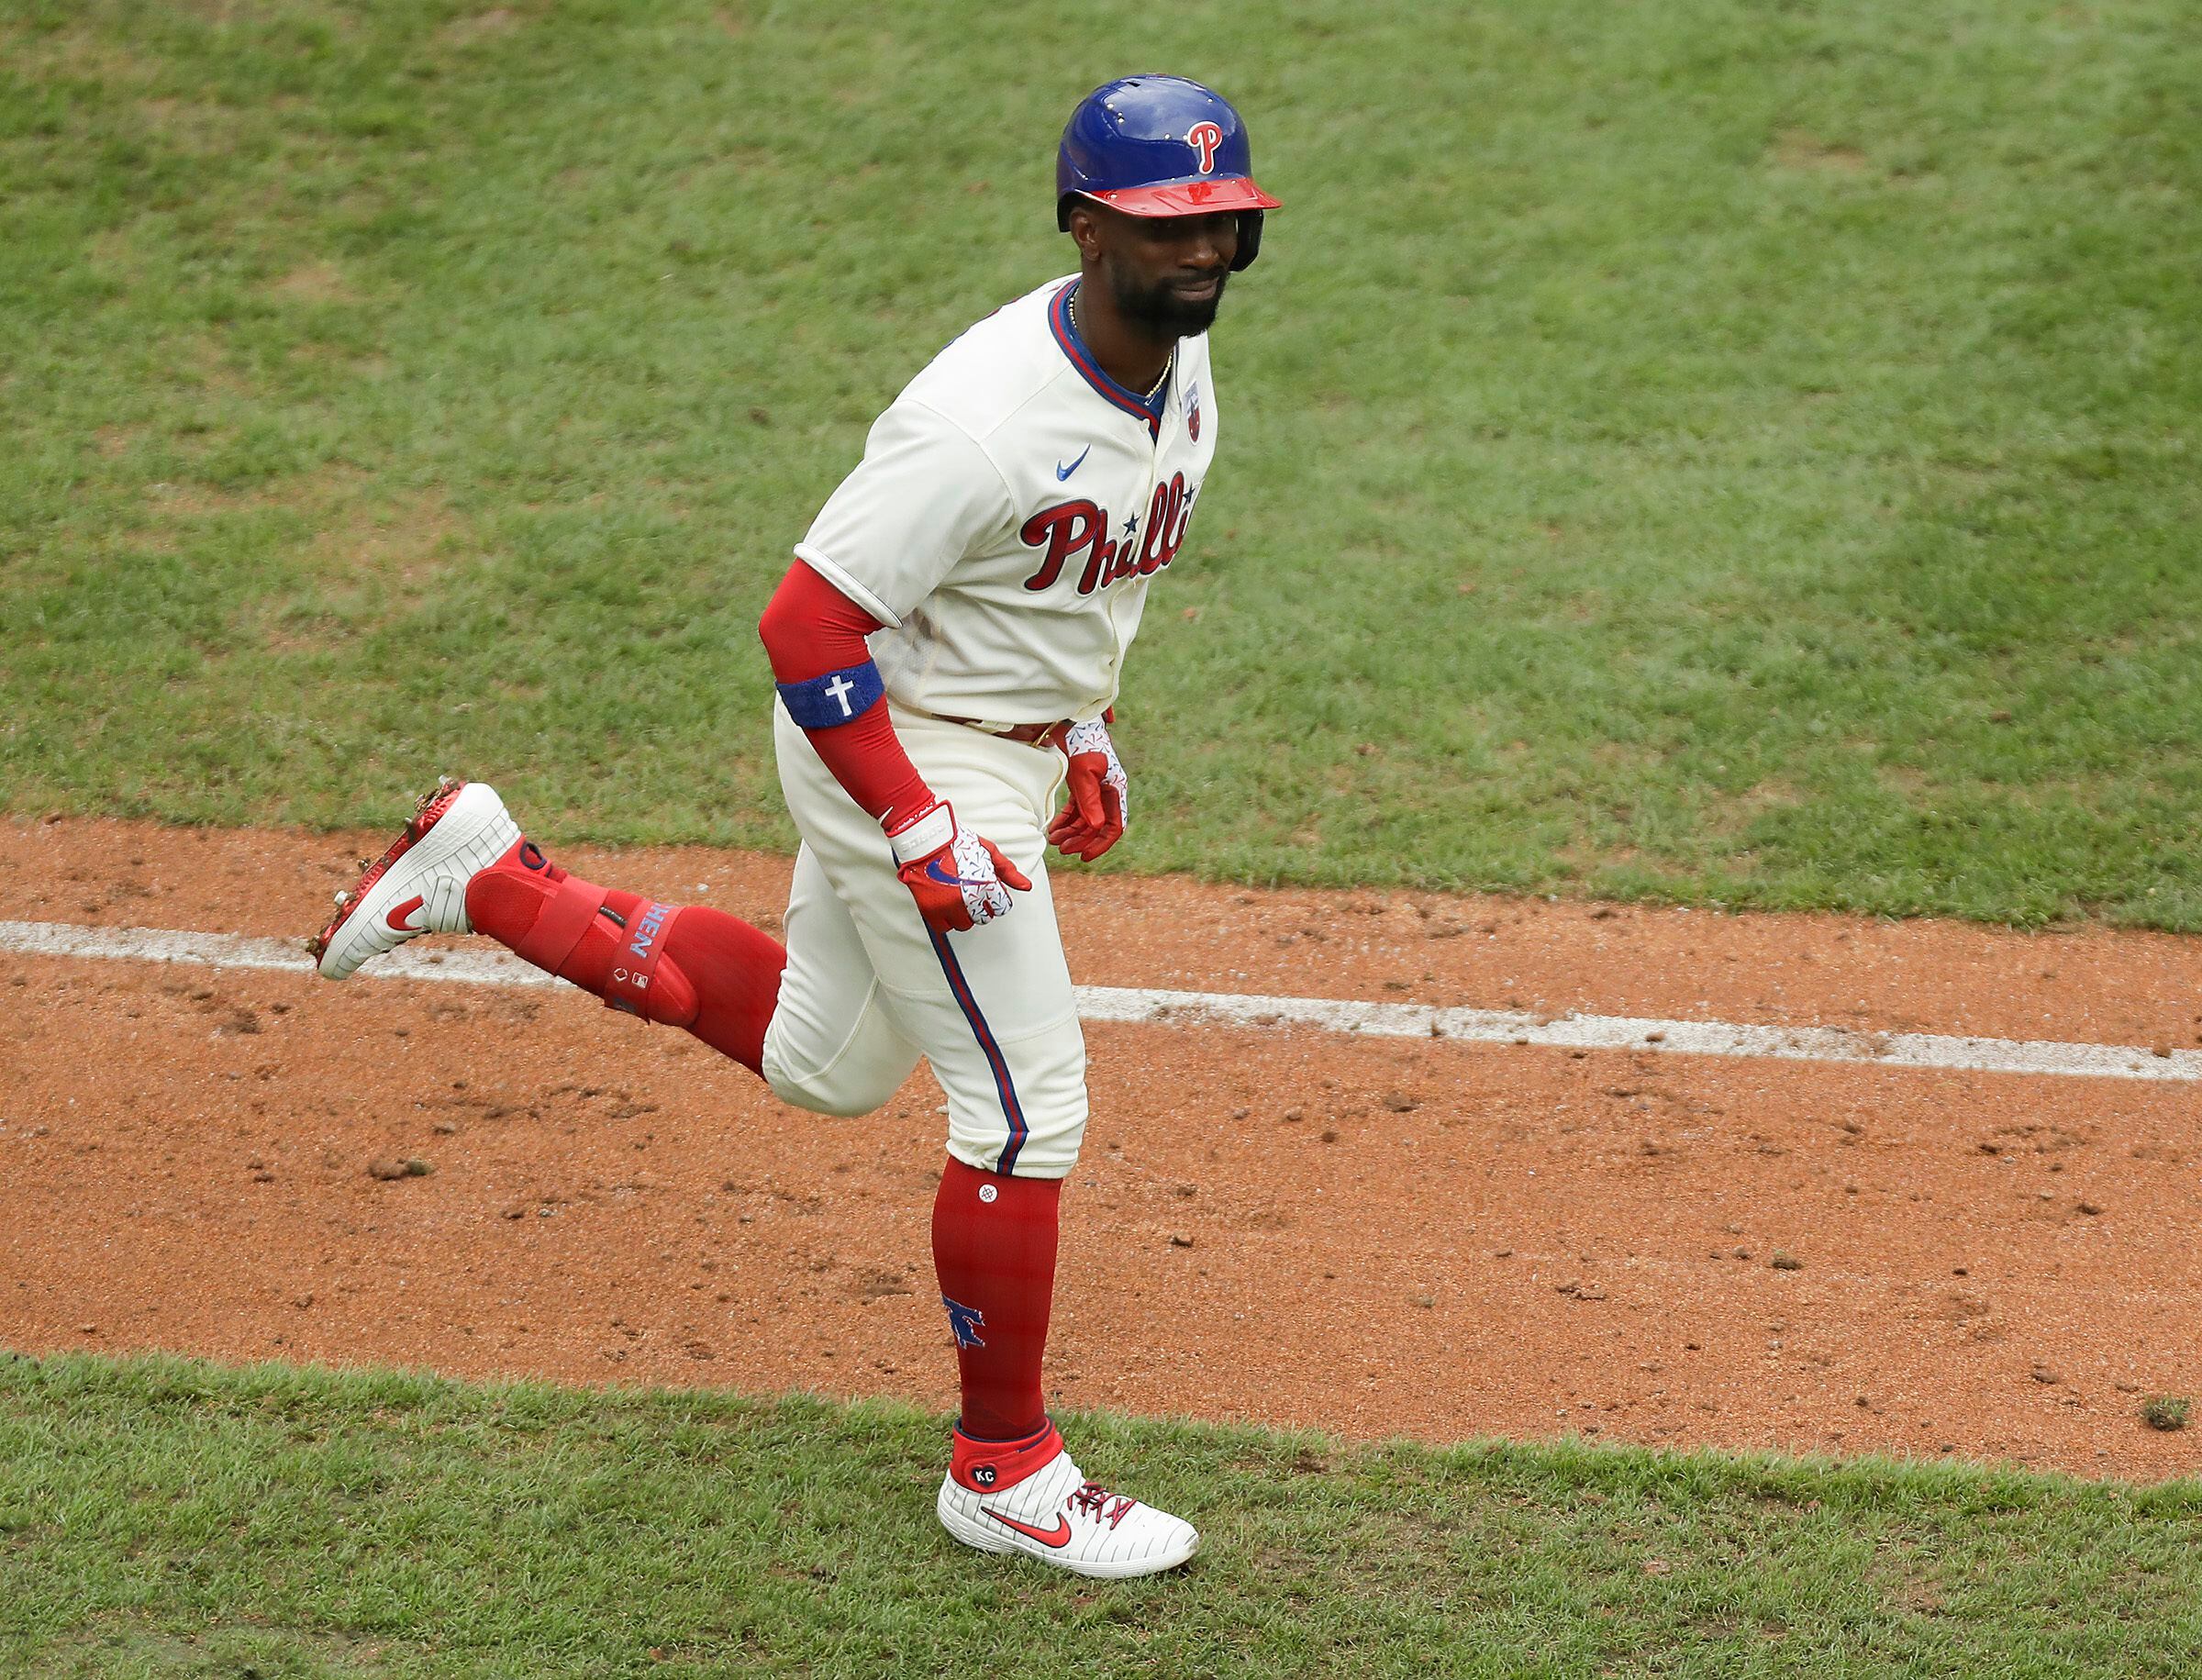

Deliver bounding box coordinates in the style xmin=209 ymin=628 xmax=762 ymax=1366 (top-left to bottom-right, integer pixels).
xmin=1055 ymin=75 xmax=1280 ymax=271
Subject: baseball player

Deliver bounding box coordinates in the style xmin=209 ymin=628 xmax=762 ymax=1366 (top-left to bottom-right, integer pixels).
xmin=310 ymin=74 xmax=1277 ymax=1580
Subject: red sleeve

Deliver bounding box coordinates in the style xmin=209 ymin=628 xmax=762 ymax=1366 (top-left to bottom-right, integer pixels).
xmin=758 ymin=561 xmax=933 ymax=830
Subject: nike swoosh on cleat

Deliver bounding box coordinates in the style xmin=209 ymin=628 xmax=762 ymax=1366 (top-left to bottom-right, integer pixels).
xmin=384 ymin=895 xmax=426 ymax=932
xmin=1055 ymin=445 xmax=1091 ymax=481
xmin=982 ymin=1508 xmax=1072 ymax=1548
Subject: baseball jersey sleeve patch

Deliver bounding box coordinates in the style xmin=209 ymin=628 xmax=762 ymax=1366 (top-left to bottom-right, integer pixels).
xmin=777 ymin=661 xmax=885 ymax=729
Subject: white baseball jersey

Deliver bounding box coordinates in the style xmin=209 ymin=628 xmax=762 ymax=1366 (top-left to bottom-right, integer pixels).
xmin=795 ymin=274 xmax=1218 ymax=727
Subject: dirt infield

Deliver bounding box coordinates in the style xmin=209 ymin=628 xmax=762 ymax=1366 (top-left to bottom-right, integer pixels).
xmin=3 ymin=812 xmax=2199 ymax=1480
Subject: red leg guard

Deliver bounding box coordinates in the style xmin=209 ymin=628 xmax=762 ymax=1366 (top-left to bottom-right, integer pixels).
xmin=598 ymin=899 xmax=692 ymax=1021
xmin=504 ymin=842 xmax=609 ymax=973
xmin=654 ymin=903 xmax=787 ymax=1073
xmin=932 ymin=1156 xmax=1061 ymax=1442
xmin=464 ymin=839 xmax=784 ymax=1075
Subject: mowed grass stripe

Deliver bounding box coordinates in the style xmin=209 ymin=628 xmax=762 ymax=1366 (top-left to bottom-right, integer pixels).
xmin=4 ymin=2 xmax=2200 ymax=926
xmin=3 ymin=1353 xmax=2200 ymax=1678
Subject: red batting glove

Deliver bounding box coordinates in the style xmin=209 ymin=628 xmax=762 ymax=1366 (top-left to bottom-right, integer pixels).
xmin=1047 ymin=718 xmax=1129 ymax=861
xmin=885 ymin=798 xmax=1032 ymax=933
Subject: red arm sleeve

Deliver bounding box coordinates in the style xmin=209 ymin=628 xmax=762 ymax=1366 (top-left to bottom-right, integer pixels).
xmin=758 ymin=561 xmax=934 ymax=830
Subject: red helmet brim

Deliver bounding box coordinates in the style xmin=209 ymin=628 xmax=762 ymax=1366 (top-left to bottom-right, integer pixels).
xmin=1080 ymin=177 xmax=1281 ymax=217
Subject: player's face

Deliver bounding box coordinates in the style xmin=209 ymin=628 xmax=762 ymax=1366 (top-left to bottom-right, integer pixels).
xmin=1093 ymin=208 xmax=1239 ymax=338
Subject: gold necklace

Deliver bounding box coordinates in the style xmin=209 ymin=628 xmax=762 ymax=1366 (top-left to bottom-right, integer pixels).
xmin=1069 ymin=289 xmax=1172 ymax=401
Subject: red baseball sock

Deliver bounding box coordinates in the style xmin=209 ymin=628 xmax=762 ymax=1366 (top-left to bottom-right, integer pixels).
xmin=931 ymin=1155 xmax=1062 ymax=1441
xmin=464 ymin=839 xmax=786 ymax=1074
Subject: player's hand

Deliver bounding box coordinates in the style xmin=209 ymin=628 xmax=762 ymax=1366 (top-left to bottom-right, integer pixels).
xmin=1048 ymin=718 xmax=1129 ymax=861
xmin=886 ymin=798 xmax=1032 ymax=933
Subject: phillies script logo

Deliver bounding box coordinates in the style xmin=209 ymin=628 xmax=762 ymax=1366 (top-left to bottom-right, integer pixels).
xmin=1186 ymin=120 xmax=1223 ymax=174
xmin=1020 ymin=473 xmax=1196 ymax=595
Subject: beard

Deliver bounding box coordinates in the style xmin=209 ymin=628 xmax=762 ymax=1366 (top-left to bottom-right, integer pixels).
xmin=1106 ymin=261 xmax=1228 ymax=339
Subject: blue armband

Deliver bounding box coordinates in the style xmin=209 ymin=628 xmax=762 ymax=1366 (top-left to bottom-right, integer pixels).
xmin=777 ymin=661 xmax=885 ymax=729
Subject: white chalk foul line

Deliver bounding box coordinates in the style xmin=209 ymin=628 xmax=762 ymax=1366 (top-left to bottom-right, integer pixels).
xmin=6 ymin=918 xmax=2200 ymax=1085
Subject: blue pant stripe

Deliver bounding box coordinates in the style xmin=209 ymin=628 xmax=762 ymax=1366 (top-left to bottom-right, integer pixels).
xmin=926 ymin=927 xmax=1029 ymax=1174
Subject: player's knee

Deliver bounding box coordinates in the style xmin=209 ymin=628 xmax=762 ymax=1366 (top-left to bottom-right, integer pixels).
xmin=950 ymin=1101 xmax=1086 ymax=1178
xmin=760 ymin=1049 xmax=906 ymax=1119
xmin=946 ymin=1029 xmax=1087 ymax=1176
xmin=759 ymin=993 xmax=920 ymax=1118
xmin=771 ymin=1074 xmax=889 ymax=1118
xmin=1018 ymin=1109 xmax=1088 ymax=1177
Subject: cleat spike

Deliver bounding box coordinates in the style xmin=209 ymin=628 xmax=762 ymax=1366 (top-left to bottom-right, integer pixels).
xmin=309 ymin=779 xmax=514 ymax=982
xmin=415 ymin=775 xmax=461 ymax=815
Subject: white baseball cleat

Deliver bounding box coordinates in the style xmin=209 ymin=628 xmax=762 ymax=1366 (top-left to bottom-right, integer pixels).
xmin=306 ymin=778 xmax=519 ymax=980
xmin=936 ymin=1420 xmax=1199 ymax=1579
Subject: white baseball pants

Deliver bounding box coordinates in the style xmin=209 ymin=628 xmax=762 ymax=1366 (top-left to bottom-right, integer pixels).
xmin=758 ymin=704 xmax=1088 ymax=1179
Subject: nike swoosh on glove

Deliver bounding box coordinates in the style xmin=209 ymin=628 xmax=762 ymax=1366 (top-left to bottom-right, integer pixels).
xmin=887 ymin=799 xmax=1033 ymax=933
xmin=1047 ymin=718 xmax=1129 ymax=861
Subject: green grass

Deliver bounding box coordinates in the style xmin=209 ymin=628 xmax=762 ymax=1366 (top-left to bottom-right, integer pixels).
xmin=2 ymin=1353 xmax=2198 ymax=1678
xmin=10 ymin=17 xmax=2197 ymax=1662
xmin=5 ymin=0 xmax=2200 ymax=926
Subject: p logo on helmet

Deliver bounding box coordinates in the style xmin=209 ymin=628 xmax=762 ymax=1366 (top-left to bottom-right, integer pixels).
xmin=1186 ymin=120 xmax=1223 ymax=174
xmin=1053 ymin=74 xmax=1281 ymax=272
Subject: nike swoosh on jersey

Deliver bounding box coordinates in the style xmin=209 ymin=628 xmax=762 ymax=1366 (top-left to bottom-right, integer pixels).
xmin=1055 ymin=445 xmax=1092 ymax=481
xmin=384 ymin=895 xmax=426 ymax=932
xmin=982 ymin=1508 xmax=1073 ymax=1548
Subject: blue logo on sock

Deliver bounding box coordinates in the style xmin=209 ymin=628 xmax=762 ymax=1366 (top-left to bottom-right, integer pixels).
xmin=942 ymin=1296 xmax=987 ymax=1350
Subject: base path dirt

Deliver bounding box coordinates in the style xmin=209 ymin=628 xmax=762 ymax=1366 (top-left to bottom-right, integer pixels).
xmin=3 ymin=813 xmax=2199 ymax=1481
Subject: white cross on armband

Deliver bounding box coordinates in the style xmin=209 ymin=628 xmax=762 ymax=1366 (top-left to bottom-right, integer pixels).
xmin=776 ymin=663 xmax=882 ymax=729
